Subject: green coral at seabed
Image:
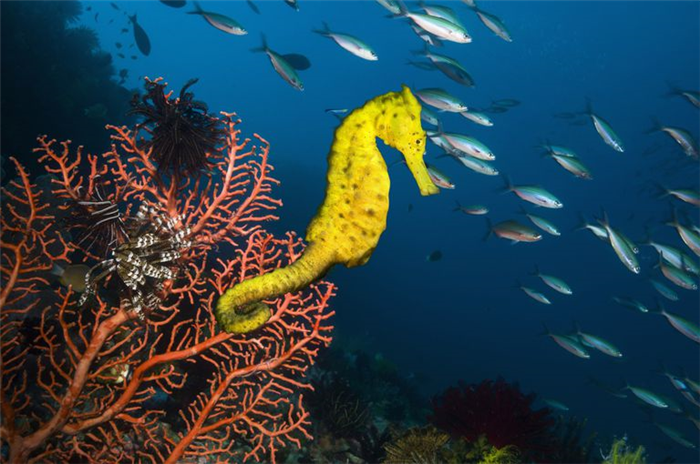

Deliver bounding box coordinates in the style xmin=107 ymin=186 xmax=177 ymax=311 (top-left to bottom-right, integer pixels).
xmin=602 ymin=438 xmax=647 ymax=464
xmin=461 ymin=435 xmax=520 ymax=464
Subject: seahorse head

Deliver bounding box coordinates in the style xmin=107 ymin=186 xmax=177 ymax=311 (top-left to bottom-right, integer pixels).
xmin=374 ymin=85 xmax=439 ymax=197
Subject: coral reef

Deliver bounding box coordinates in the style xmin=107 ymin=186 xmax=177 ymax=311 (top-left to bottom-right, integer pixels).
xmin=216 ymin=86 xmax=439 ymax=332
xmin=306 ymin=376 xmax=370 ymax=439
xmin=429 ymin=378 xmax=555 ymax=460
xmin=0 ymin=79 xmax=334 ymax=463
xmin=602 ymin=438 xmax=647 ymax=464
xmin=292 ymin=345 xmax=428 ymax=463
xmin=544 ymin=415 xmax=596 ymax=463
xmin=383 ymin=426 xmax=450 ymax=464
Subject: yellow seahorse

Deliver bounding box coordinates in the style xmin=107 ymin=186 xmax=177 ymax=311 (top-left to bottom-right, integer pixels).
xmin=215 ymin=86 xmax=439 ymax=333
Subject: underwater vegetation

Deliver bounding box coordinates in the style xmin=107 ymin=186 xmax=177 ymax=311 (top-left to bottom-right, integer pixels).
xmin=1 ymin=0 xmax=133 ymax=176
xmin=306 ymin=375 xmax=371 ymax=438
xmin=601 ymin=438 xmax=647 ymax=464
xmin=430 ymin=378 xmax=555 ymax=460
xmin=0 ymin=79 xmax=335 ymax=463
xmin=543 ymin=415 xmax=597 ymax=463
xmin=383 ymin=426 xmax=450 ymax=464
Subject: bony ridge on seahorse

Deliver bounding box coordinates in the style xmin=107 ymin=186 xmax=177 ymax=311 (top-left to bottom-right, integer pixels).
xmin=215 ymin=85 xmax=439 ymax=333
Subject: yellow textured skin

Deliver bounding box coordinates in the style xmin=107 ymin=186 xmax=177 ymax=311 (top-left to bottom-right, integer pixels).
xmin=215 ymin=86 xmax=439 ymax=333
xmin=215 ymin=301 xmax=271 ymax=335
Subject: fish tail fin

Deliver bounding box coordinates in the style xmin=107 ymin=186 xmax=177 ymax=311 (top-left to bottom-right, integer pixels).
xmin=497 ymin=174 xmax=513 ymax=194
xmin=664 ymin=81 xmax=683 ymax=98
xmin=405 ymin=60 xmax=424 ymax=69
xmin=187 ymin=1 xmax=203 ymax=14
xmin=649 ymin=180 xmax=669 ymax=200
xmin=466 ymin=1 xmax=480 ymax=12
xmin=539 ymin=322 xmax=551 ymax=337
xmin=436 ymin=119 xmax=445 ymax=135
xmin=574 ymin=212 xmax=589 ymax=232
xmin=572 ymin=319 xmax=582 ymax=335
xmin=583 ymin=96 xmax=593 ymax=116
xmin=312 ymin=22 xmax=331 ymax=36
xmin=395 ymin=0 xmax=409 ymax=17
xmin=517 ymin=204 xmax=528 ymax=216
xmin=538 ymin=143 xmax=553 ymax=158
xmin=664 ymin=206 xmax=680 ymax=229
xmin=51 ymin=263 xmax=65 ymax=277
xmin=595 ymin=207 xmax=610 ymax=228
xmin=411 ymin=43 xmax=430 ymax=57
xmin=650 ymin=297 xmax=665 ymax=315
xmin=452 ymin=200 xmax=462 ymax=212
xmin=528 ymin=264 xmax=540 ymax=277
xmin=483 ymin=218 xmax=493 ymax=241
xmin=640 ymin=226 xmax=654 ymax=246
xmin=250 ymin=33 xmax=268 ymax=53
xmin=644 ymin=117 xmax=662 ymax=135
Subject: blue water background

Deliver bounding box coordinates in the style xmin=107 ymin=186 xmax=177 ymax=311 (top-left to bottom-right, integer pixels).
xmin=81 ymin=1 xmax=699 ymax=460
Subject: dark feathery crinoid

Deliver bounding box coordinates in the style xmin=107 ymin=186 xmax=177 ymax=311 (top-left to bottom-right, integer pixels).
xmin=306 ymin=375 xmax=371 ymax=439
xmin=129 ymin=78 xmax=224 ymax=179
xmin=69 ymin=174 xmax=128 ymax=258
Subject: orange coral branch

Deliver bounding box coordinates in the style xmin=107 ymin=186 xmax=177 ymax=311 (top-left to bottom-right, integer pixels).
xmin=1 ymin=96 xmax=334 ymax=463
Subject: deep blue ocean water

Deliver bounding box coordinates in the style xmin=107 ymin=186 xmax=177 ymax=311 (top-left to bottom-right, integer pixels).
xmin=79 ymin=1 xmax=699 ymax=460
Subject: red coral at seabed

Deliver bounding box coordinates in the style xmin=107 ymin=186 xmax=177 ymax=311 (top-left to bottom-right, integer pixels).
xmin=430 ymin=378 xmax=555 ymax=457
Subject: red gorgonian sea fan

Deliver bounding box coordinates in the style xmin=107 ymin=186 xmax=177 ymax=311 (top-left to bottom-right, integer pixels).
xmin=429 ymin=378 xmax=555 ymax=457
xmin=0 ymin=78 xmax=335 ymax=463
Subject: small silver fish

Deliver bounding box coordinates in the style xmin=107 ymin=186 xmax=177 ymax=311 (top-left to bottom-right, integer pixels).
xmin=542 ymin=324 xmax=590 ymax=359
xmin=502 ymin=177 xmax=563 ymax=209
xmin=531 ymin=266 xmax=571 ymax=294
xmin=584 ymin=100 xmax=624 ymax=152
xmin=648 ymin=119 xmax=698 ymax=158
xmin=188 ymin=1 xmax=246 ymax=35
xmin=453 ymin=201 xmax=488 ymax=215
xmin=251 ymin=35 xmax=304 ymax=91
xmin=314 ymin=23 xmax=378 ymax=61
xmin=415 ymin=88 xmax=468 ymax=112
xmin=520 ymin=285 xmax=551 ymax=305
xmin=396 ymin=3 xmax=472 ymax=43
xmin=460 ymin=110 xmax=493 ymax=126
xmin=426 ymin=164 xmax=454 ymax=189
xmin=625 ymin=384 xmax=668 ymax=408
xmin=597 ymin=212 xmax=640 ymax=274
xmin=486 ymin=219 xmax=542 ymax=243
xmin=471 ymin=5 xmax=512 ymax=42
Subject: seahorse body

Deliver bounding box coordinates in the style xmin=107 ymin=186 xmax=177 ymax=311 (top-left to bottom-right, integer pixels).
xmin=215 ymin=86 xmax=439 ymax=333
